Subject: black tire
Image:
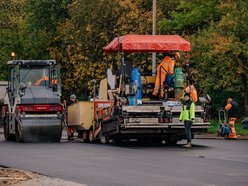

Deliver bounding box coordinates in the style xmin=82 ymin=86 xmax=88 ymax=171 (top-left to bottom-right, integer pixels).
xmin=82 ymin=130 xmax=89 ymax=143
xmin=3 ymin=117 xmax=15 ymax=141
xmin=99 ymin=132 xmax=108 ymax=144
xmin=15 ymin=122 xmax=23 ymax=143
xmin=51 ymin=128 xmax=62 ymax=143
xmin=89 ymin=129 xmax=94 ymax=143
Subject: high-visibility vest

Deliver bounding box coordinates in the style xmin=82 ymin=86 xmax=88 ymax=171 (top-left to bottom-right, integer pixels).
xmin=185 ymin=85 xmax=198 ymax=103
xmin=35 ymin=76 xmax=49 ymax=86
xmin=153 ymin=56 xmax=175 ymax=96
xmin=179 ymin=101 xmax=195 ymax=122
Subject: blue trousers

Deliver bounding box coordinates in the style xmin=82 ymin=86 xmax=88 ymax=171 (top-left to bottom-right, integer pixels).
xmin=184 ymin=121 xmax=192 ymax=143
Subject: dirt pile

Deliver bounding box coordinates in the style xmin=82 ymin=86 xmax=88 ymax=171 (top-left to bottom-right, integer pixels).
xmin=0 ymin=168 xmax=32 ymax=186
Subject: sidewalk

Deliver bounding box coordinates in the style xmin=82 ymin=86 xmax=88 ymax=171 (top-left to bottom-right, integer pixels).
xmin=0 ymin=168 xmax=86 ymax=186
xmin=195 ymin=133 xmax=248 ymax=140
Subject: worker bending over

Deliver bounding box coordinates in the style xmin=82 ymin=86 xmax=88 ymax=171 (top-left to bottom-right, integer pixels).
xmin=225 ymin=98 xmax=238 ymax=139
xmin=184 ymin=82 xmax=198 ymax=103
xmin=153 ymin=52 xmax=180 ymax=97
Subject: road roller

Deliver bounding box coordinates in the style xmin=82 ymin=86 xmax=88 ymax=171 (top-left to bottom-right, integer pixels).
xmin=2 ymin=60 xmax=63 ymax=142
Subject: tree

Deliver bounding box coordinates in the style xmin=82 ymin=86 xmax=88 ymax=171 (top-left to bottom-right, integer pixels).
xmin=0 ymin=0 xmax=27 ymax=80
xmin=23 ymin=0 xmax=70 ymax=59
xmin=158 ymin=0 xmax=248 ymax=116
xmin=51 ymin=0 xmax=153 ymax=99
xmin=158 ymin=0 xmax=220 ymax=35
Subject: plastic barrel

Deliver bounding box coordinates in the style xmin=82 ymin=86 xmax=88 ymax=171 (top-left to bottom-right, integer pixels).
xmin=174 ymin=68 xmax=184 ymax=88
xmin=174 ymin=68 xmax=184 ymax=100
xmin=128 ymin=96 xmax=137 ymax=106
xmin=131 ymin=68 xmax=142 ymax=105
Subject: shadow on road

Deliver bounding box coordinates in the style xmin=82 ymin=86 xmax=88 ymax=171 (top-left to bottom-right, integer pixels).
xmin=105 ymin=140 xmax=210 ymax=150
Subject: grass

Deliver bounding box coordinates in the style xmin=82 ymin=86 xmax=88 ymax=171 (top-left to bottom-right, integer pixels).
xmin=208 ymin=119 xmax=248 ymax=136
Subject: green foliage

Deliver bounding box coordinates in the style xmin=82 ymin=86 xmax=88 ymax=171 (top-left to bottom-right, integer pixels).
xmin=0 ymin=0 xmax=246 ymax=115
xmin=158 ymin=0 xmax=248 ymax=116
xmin=0 ymin=0 xmax=27 ymax=80
xmin=51 ymin=0 xmax=153 ymax=99
xmin=23 ymin=0 xmax=70 ymax=59
xmin=159 ymin=0 xmax=220 ymax=34
xmin=208 ymin=120 xmax=248 ymax=136
xmin=190 ymin=0 xmax=248 ymax=115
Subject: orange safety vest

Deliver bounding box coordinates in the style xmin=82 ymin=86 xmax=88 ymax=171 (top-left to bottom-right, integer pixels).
xmin=153 ymin=56 xmax=175 ymax=97
xmin=52 ymin=79 xmax=58 ymax=85
xmin=35 ymin=76 xmax=49 ymax=86
xmin=185 ymin=85 xmax=198 ymax=103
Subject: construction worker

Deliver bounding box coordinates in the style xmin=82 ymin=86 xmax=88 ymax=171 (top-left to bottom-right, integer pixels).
xmin=153 ymin=52 xmax=180 ymax=97
xmin=65 ymin=94 xmax=78 ymax=140
xmin=225 ymin=98 xmax=238 ymax=139
xmin=184 ymin=82 xmax=198 ymax=103
xmin=65 ymin=94 xmax=78 ymax=107
xmin=35 ymin=76 xmax=49 ymax=86
xmin=180 ymin=93 xmax=195 ymax=148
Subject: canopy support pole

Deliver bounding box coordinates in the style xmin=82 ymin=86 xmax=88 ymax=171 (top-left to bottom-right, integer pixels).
xmin=152 ymin=0 xmax=157 ymax=76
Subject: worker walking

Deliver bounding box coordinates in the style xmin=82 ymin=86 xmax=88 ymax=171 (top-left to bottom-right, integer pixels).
xmin=153 ymin=52 xmax=180 ymax=97
xmin=225 ymin=98 xmax=238 ymax=139
xmin=180 ymin=93 xmax=195 ymax=148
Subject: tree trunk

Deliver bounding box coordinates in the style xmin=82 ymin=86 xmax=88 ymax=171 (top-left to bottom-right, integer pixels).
xmin=241 ymin=74 xmax=248 ymax=117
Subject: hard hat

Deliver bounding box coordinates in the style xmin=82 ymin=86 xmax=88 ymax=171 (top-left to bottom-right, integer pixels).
xmin=70 ymin=94 xmax=76 ymax=99
xmin=175 ymin=52 xmax=180 ymax=58
xmin=227 ymin=98 xmax=232 ymax=103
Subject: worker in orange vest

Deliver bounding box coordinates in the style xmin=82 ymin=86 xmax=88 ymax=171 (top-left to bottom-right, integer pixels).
xmin=35 ymin=76 xmax=49 ymax=86
xmin=225 ymin=98 xmax=238 ymax=139
xmin=184 ymin=82 xmax=198 ymax=103
xmin=153 ymin=52 xmax=180 ymax=97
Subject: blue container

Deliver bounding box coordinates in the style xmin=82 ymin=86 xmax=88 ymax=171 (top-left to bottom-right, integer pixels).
xmin=165 ymin=75 xmax=174 ymax=87
xmin=131 ymin=68 xmax=142 ymax=104
xmin=128 ymin=96 xmax=137 ymax=106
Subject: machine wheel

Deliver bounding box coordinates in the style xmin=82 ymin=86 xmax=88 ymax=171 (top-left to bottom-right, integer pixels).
xmin=89 ymin=129 xmax=94 ymax=143
xmin=15 ymin=122 xmax=24 ymax=143
xmin=99 ymin=132 xmax=108 ymax=144
xmin=82 ymin=131 xmax=89 ymax=143
xmin=3 ymin=117 xmax=15 ymax=141
xmin=51 ymin=127 xmax=62 ymax=143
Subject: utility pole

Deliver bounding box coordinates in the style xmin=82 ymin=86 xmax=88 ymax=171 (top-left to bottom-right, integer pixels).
xmin=152 ymin=0 xmax=157 ymax=76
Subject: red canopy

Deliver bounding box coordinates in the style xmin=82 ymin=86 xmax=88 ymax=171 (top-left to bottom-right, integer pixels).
xmin=103 ymin=35 xmax=191 ymax=53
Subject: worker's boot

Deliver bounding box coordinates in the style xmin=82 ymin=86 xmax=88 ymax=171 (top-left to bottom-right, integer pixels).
xmin=228 ymin=119 xmax=238 ymax=139
xmin=183 ymin=142 xmax=192 ymax=148
xmin=229 ymin=125 xmax=237 ymax=139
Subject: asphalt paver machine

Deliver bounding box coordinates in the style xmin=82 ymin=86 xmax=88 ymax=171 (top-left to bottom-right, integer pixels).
xmin=67 ymin=35 xmax=211 ymax=144
xmin=2 ymin=60 xmax=63 ymax=142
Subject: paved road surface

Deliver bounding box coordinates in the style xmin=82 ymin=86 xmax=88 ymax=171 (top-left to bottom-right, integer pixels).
xmin=0 ymin=130 xmax=248 ymax=186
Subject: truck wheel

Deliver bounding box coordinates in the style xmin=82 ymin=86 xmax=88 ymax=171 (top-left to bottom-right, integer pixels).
xmin=3 ymin=117 xmax=15 ymax=141
xmin=82 ymin=131 xmax=89 ymax=143
xmin=15 ymin=122 xmax=23 ymax=143
xmin=99 ymin=132 xmax=108 ymax=144
xmin=89 ymin=129 xmax=94 ymax=143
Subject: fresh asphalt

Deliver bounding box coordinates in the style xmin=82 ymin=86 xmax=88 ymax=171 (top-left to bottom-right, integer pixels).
xmin=0 ymin=128 xmax=248 ymax=186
